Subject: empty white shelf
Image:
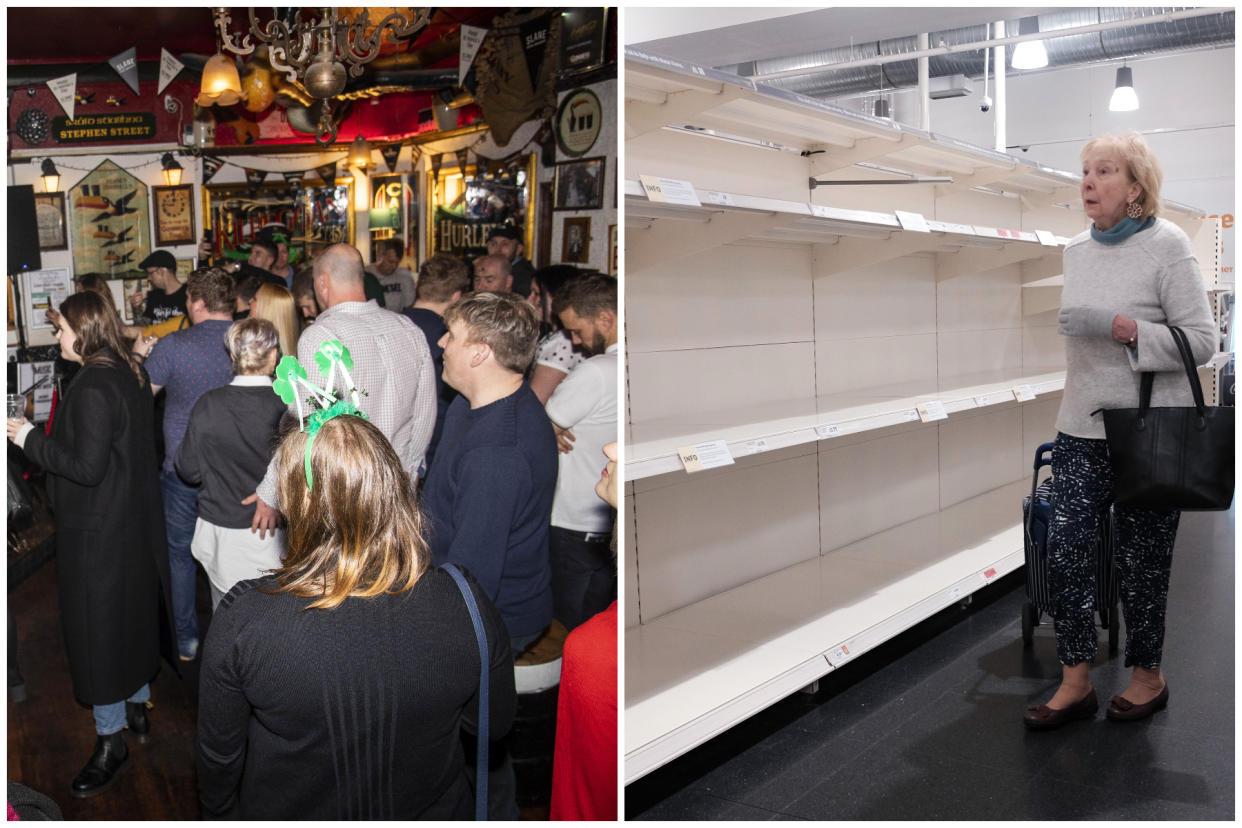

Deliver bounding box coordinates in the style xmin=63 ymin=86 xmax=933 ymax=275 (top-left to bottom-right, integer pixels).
xmin=625 ymin=478 xmax=1030 ymax=782
xmin=627 ymin=370 xmax=1065 ymax=479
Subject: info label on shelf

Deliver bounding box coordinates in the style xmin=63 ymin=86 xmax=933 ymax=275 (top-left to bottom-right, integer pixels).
xmin=895 ymin=210 xmax=931 ymax=233
xmin=702 ymin=190 xmax=735 ymax=206
xmin=973 ymin=390 xmax=1015 ymax=408
xmin=1013 ymin=385 xmax=1037 ymax=402
xmin=677 ymin=440 xmax=734 ymax=473
xmin=639 ymin=175 xmax=701 ymax=206
xmin=917 ymin=400 xmax=948 ymax=422
xmin=1035 ymin=229 xmax=1059 ymax=246
xmin=815 ymin=423 xmax=842 ymax=439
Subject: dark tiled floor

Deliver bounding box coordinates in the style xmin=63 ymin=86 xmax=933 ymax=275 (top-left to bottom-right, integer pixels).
xmin=627 ymin=507 xmax=1234 ymax=820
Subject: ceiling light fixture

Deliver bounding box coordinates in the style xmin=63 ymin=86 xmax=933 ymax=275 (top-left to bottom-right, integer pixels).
xmin=349 ymin=135 xmax=372 ymax=169
xmin=212 ymin=7 xmax=432 ymax=146
xmin=40 ymin=158 xmax=60 ymax=193
xmin=161 ymin=153 xmax=184 ymax=187
xmin=1011 ymin=16 xmax=1049 ymax=70
xmin=196 ymin=52 xmax=246 ymax=107
xmin=1109 ymin=65 xmax=1139 ymax=112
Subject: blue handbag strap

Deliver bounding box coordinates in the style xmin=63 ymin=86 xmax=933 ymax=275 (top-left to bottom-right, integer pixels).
xmin=443 ymin=563 xmax=489 ymax=821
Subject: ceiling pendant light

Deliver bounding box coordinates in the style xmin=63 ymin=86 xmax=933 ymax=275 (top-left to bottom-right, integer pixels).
xmin=349 ymin=134 xmax=372 ymax=169
xmin=1011 ymin=16 xmax=1049 ymax=70
xmin=1109 ymin=65 xmax=1139 ymax=112
xmin=196 ymin=52 xmax=246 ymax=107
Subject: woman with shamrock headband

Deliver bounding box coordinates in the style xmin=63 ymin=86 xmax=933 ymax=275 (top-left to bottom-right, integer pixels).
xmin=196 ymin=344 xmax=516 ymax=819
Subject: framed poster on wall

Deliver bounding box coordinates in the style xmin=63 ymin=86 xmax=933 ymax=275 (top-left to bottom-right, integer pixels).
xmin=152 ymin=184 xmax=195 ymax=245
xmin=562 ymin=216 xmax=591 ymax=264
xmin=427 ymin=153 xmax=535 ymax=258
xmin=554 ymin=156 xmax=605 ymax=210
xmin=33 ymin=193 xmax=68 ymax=251
xmin=70 ymin=159 xmax=150 ymax=279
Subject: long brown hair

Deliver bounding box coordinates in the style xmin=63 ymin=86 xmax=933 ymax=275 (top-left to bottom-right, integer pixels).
xmin=58 ymin=291 xmax=146 ymax=386
xmin=272 ymin=414 xmax=428 ymax=609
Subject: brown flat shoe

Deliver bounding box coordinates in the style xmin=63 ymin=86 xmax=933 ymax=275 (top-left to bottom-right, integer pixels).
xmin=1023 ymin=688 xmax=1099 ymax=730
xmin=1106 ymin=684 xmax=1169 ymax=722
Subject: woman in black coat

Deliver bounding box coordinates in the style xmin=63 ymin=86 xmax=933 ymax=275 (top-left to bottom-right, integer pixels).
xmin=7 ymin=291 xmax=175 ymax=799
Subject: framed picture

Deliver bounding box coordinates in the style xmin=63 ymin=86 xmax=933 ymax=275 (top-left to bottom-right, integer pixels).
xmin=559 ymin=8 xmax=609 ymax=76
xmin=608 ymin=223 xmax=617 ymax=275
xmin=427 ymin=154 xmax=535 ymax=258
xmin=33 ymin=192 xmax=68 ymax=251
xmin=562 ymin=216 xmax=591 ymax=264
xmin=71 ymin=159 xmax=150 ymax=278
xmin=554 ymin=156 xmax=605 ymax=211
xmin=152 ymin=184 xmax=195 ymax=246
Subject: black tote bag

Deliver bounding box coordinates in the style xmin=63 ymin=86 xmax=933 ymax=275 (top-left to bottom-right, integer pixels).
xmin=1099 ymin=325 xmax=1234 ymax=511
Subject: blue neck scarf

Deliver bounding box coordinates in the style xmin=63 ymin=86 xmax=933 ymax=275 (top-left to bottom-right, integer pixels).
xmin=1091 ymin=215 xmax=1155 ymax=245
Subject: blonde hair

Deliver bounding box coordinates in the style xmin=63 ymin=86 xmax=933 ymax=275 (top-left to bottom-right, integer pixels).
xmin=272 ymin=415 xmax=429 ymax=610
xmin=251 ymin=283 xmax=302 ymax=357
xmin=225 ymin=317 xmax=279 ymax=375
xmin=1081 ymin=132 xmax=1163 ymax=220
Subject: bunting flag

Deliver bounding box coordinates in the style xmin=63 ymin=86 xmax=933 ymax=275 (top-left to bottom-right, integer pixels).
xmin=157 ymin=48 xmax=185 ymax=95
xmin=108 ymin=47 xmax=140 ymax=95
xmin=316 ymin=162 xmax=337 ymax=186
xmin=459 ymin=25 xmax=487 ymax=87
xmin=454 ymin=147 xmax=470 ymax=174
xmin=430 ymin=153 xmax=443 ymax=181
xmin=47 ymin=73 xmax=77 ymax=120
xmin=476 ymin=155 xmax=490 ymax=180
xmin=201 ymin=155 xmax=226 ymax=184
xmin=519 ymin=16 xmax=553 ymax=90
xmin=380 ymin=143 xmax=402 ymax=173
xmin=245 ymin=168 xmax=268 ymax=189
xmin=282 ymin=170 xmax=305 ymax=191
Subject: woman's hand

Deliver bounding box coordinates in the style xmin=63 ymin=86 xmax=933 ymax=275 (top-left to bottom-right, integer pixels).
xmin=133 ymin=334 xmax=158 ymax=359
xmin=1111 ymin=314 xmax=1139 ymax=348
xmin=6 ymin=416 xmax=28 ymax=442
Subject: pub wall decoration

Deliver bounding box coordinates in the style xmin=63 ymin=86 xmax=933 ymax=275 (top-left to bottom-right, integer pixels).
xmin=152 ymin=184 xmax=195 ymax=246
xmin=33 ymin=192 xmax=68 ymax=251
xmin=71 ymin=159 xmax=150 ymax=278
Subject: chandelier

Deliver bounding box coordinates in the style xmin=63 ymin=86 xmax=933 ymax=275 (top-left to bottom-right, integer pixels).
xmin=211 ymin=7 xmax=432 ymax=145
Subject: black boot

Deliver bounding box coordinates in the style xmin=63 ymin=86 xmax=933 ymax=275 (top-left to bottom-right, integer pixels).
xmin=126 ymin=700 xmax=151 ymax=744
xmin=70 ymin=732 xmax=129 ymax=799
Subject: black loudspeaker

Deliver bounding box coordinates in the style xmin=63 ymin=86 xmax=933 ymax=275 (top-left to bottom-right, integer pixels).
xmin=8 ymin=185 xmax=42 ymax=274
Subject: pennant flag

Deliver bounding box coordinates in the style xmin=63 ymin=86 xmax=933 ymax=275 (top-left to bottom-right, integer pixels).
xmin=282 ymin=170 xmax=304 ymax=191
xmin=477 ymin=156 xmax=490 ymax=180
xmin=47 ymin=73 xmax=76 ymax=120
xmin=430 ymin=153 xmax=443 ymax=181
xmin=316 ymin=162 xmax=337 ymax=186
xmin=459 ymin=25 xmax=487 ymax=87
xmin=157 ymin=48 xmax=185 ymax=95
xmin=380 ymin=143 xmax=402 ymax=173
xmin=108 ymin=47 xmax=140 ymax=95
xmin=202 ymin=155 xmax=226 ymax=184
xmin=454 ymin=147 xmax=470 ymax=174
xmin=519 ymin=16 xmax=552 ymax=89
xmin=245 ymin=168 xmax=268 ymax=189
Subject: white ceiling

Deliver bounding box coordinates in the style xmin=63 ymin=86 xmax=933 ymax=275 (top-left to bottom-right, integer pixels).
xmin=626 ymin=7 xmax=1063 ymax=66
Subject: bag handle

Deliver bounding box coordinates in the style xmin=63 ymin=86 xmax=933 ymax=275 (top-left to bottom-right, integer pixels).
xmin=1024 ymin=442 xmax=1055 ymax=549
xmin=1135 ymin=326 xmax=1206 ymax=421
xmin=442 ymin=563 xmax=489 ymax=821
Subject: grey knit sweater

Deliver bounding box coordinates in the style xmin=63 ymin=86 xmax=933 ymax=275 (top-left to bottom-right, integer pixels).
xmin=1057 ymin=218 xmax=1216 ymax=439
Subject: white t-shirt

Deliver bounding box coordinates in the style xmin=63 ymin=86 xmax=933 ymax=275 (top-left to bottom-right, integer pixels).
xmin=545 ymin=343 xmax=618 ymax=533
xmin=368 ymin=266 xmax=417 ymax=311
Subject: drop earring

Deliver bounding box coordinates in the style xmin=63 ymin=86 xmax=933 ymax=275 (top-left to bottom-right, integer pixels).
xmin=1127 ymin=199 xmax=1143 ymax=220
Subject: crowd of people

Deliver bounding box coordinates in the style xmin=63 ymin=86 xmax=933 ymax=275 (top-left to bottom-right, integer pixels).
xmin=7 ymin=225 xmax=618 ymax=820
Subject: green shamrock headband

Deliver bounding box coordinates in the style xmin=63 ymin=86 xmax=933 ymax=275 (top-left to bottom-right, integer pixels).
xmin=272 ymin=339 xmax=369 ymax=490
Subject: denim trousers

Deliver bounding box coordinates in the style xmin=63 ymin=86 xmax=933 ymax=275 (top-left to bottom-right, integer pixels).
xmin=161 ymin=471 xmax=200 ymax=655
xmin=92 ymin=683 xmax=149 ymax=735
xmin=1048 ymin=432 xmax=1180 ymax=669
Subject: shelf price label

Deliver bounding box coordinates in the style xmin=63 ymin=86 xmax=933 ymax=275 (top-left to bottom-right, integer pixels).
xmin=815 ymin=423 xmax=842 ymax=439
xmin=895 ymin=210 xmax=931 ymax=233
xmin=702 ymin=190 xmax=735 ymax=206
xmin=1013 ymin=385 xmax=1037 ymax=402
xmin=639 ymin=175 xmax=702 ymax=206
xmin=829 ymin=643 xmax=855 ymax=665
xmin=677 ymin=440 xmax=734 ymax=473
xmin=973 ymin=390 xmax=1015 ymax=407
xmin=743 ymin=438 xmax=770 ymax=455
xmin=1035 ymin=230 xmax=1059 ymax=246
xmin=917 ymin=400 xmax=948 ymax=422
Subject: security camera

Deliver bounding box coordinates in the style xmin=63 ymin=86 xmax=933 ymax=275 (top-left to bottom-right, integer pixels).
xmin=980 ymin=95 xmax=993 ymax=113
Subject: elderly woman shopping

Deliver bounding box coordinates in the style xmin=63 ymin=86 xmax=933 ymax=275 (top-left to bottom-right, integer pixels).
xmin=1023 ymin=132 xmax=1216 ymax=730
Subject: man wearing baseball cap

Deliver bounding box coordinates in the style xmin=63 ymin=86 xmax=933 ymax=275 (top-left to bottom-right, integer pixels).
xmin=486 ymin=225 xmax=534 ymax=299
xmin=131 ymin=250 xmax=188 ymax=327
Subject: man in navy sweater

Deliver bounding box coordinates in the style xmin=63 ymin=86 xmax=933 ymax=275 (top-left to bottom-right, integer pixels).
xmin=421 ymin=290 xmax=558 ymax=654
xmin=419 ymin=290 xmax=557 ymax=821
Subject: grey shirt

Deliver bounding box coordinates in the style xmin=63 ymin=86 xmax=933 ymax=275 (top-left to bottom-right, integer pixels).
xmin=1057 ymin=218 xmax=1216 ymax=439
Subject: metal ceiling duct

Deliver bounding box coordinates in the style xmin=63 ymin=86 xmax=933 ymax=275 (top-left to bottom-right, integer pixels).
xmin=718 ymin=7 xmax=1234 ymax=101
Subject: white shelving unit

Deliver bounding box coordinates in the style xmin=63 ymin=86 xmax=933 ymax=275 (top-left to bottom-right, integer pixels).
xmin=623 ymin=48 xmax=1222 ymax=784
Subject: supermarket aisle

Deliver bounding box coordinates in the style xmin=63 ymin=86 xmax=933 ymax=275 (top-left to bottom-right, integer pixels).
xmin=627 ymin=507 xmax=1234 ymax=820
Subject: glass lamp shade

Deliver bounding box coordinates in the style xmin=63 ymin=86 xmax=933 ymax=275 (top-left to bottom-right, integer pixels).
xmin=41 ymin=159 xmax=59 ymax=193
xmin=163 ymin=165 xmax=183 ymax=187
xmin=1011 ymin=17 xmax=1048 ymax=70
xmin=349 ymin=135 xmax=372 ymax=169
xmin=1109 ymin=67 xmax=1139 ymax=112
xmin=196 ymin=53 xmax=246 ymax=107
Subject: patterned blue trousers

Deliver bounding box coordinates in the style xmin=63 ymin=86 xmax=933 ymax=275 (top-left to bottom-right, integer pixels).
xmin=1048 ymin=432 xmax=1180 ymax=668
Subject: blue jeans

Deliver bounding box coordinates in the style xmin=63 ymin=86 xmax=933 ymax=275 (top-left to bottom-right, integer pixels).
xmin=93 ymin=683 xmax=149 ymax=735
xmin=161 ymin=471 xmax=200 ymax=656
